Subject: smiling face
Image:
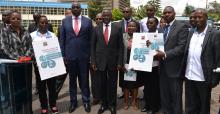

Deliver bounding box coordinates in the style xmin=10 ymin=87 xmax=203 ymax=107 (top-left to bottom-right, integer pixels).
xmin=10 ymin=12 xmax=21 ymax=28
xmin=127 ymin=21 xmax=137 ymax=35
xmin=147 ymin=17 xmax=158 ymax=32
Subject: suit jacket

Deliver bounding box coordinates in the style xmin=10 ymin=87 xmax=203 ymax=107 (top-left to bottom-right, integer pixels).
xmin=160 ymin=20 xmax=189 ymax=78
xmin=117 ymin=19 xmax=140 ymax=33
xmin=91 ymin=23 xmax=124 ymax=71
xmin=60 ymin=16 xmax=93 ymax=60
xmin=183 ymin=27 xmax=220 ymax=86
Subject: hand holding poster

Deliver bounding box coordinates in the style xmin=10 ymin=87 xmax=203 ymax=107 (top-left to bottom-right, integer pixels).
xmin=32 ymin=38 xmax=66 ymax=80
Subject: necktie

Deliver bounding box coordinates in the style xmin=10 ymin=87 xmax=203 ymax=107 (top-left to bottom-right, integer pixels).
xmin=163 ymin=24 xmax=170 ymax=41
xmin=125 ymin=21 xmax=129 ymax=32
xmin=74 ymin=17 xmax=79 ymax=36
xmin=104 ymin=24 xmax=109 ymax=45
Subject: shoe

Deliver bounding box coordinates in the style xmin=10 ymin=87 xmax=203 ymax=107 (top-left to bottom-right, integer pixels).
xmin=147 ymin=110 xmax=157 ymax=114
xmin=41 ymin=109 xmax=48 ymax=114
xmin=109 ymin=107 xmax=116 ymax=114
xmin=84 ymin=103 xmax=91 ymax=113
xmin=50 ymin=106 xmax=58 ymax=114
xmin=97 ymin=105 xmax=108 ymax=114
xmin=117 ymin=93 xmax=124 ymax=99
xmin=69 ymin=103 xmax=77 ymax=113
xmin=141 ymin=106 xmax=150 ymax=112
xmin=92 ymin=99 xmax=100 ymax=105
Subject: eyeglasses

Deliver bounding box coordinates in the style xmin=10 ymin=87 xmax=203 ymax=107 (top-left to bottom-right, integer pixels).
xmin=122 ymin=11 xmax=129 ymax=13
xmin=96 ymin=18 xmax=102 ymax=20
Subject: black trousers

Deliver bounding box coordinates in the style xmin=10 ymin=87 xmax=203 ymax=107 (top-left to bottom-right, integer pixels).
xmin=160 ymin=75 xmax=183 ymax=114
xmin=185 ymin=79 xmax=212 ymax=114
xmin=97 ymin=68 xmax=118 ymax=107
xmin=143 ymin=67 xmax=160 ymax=111
xmin=34 ymin=64 xmax=56 ymax=109
xmin=91 ymin=70 xmax=101 ymax=100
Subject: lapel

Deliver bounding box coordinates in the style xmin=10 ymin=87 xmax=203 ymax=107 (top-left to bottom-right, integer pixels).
xmin=68 ymin=16 xmax=77 ymax=36
xmin=108 ymin=23 xmax=113 ymax=45
xmin=99 ymin=23 xmax=106 ymax=45
xmin=201 ymin=26 xmax=212 ymax=53
xmin=165 ymin=20 xmax=177 ymax=45
xmin=185 ymin=30 xmax=194 ymax=54
xmin=121 ymin=20 xmax=125 ymax=33
xmin=78 ymin=16 xmax=84 ymax=36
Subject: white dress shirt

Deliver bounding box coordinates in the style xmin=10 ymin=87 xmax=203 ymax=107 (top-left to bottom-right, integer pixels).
xmin=123 ymin=18 xmax=131 ymax=32
xmin=103 ymin=22 xmax=111 ymax=41
xmin=72 ymin=15 xmax=82 ymax=31
xmin=30 ymin=30 xmax=57 ymax=41
xmin=185 ymin=25 xmax=208 ymax=81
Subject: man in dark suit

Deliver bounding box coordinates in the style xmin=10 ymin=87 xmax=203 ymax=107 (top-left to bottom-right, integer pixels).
xmin=60 ymin=2 xmax=92 ymax=113
xmin=91 ymin=9 xmax=124 ymax=114
xmin=154 ymin=6 xmax=188 ymax=114
xmin=183 ymin=8 xmax=220 ymax=114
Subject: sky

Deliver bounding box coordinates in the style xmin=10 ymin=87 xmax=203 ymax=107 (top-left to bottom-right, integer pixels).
xmin=130 ymin=0 xmax=220 ymax=15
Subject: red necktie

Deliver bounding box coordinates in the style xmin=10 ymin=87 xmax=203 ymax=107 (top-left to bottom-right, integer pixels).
xmin=104 ymin=24 xmax=109 ymax=45
xmin=74 ymin=17 xmax=79 ymax=36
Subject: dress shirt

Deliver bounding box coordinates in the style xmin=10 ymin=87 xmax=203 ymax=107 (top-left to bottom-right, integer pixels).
xmin=165 ymin=19 xmax=175 ymax=39
xmin=185 ymin=25 xmax=208 ymax=81
xmin=30 ymin=30 xmax=57 ymax=42
xmin=72 ymin=15 xmax=82 ymax=31
xmin=123 ymin=18 xmax=131 ymax=32
xmin=103 ymin=22 xmax=111 ymax=41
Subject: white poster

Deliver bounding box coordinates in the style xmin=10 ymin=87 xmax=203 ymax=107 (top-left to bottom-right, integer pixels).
xmin=128 ymin=33 xmax=154 ymax=72
xmin=124 ymin=64 xmax=137 ymax=81
xmin=32 ymin=38 xmax=66 ymax=80
xmin=147 ymin=33 xmax=164 ymax=55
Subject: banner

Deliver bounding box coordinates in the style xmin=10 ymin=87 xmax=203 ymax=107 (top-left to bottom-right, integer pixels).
xmin=32 ymin=38 xmax=66 ymax=80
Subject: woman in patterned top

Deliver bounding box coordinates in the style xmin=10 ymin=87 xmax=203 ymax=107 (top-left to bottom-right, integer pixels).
xmin=0 ymin=11 xmax=32 ymax=59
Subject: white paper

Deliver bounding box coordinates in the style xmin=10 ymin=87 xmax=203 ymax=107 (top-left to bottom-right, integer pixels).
xmin=147 ymin=33 xmax=164 ymax=55
xmin=0 ymin=59 xmax=18 ymax=64
xmin=32 ymin=38 xmax=66 ymax=80
xmin=213 ymin=68 xmax=220 ymax=73
xmin=128 ymin=33 xmax=154 ymax=72
xmin=124 ymin=64 xmax=137 ymax=81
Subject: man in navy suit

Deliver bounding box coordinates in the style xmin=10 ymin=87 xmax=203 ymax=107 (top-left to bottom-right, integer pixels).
xmin=60 ymin=2 xmax=92 ymax=113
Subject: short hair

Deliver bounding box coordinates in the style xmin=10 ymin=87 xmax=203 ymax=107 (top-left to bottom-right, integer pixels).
xmin=148 ymin=17 xmax=159 ymax=25
xmin=10 ymin=10 xmax=21 ymax=17
xmin=2 ymin=10 xmax=13 ymax=15
xmin=195 ymin=8 xmax=208 ymax=18
xmin=39 ymin=15 xmax=47 ymax=21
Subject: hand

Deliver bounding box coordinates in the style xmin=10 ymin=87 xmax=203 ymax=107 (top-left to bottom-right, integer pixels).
xmin=121 ymin=66 xmax=127 ymax=72
xmin=91 ymin=64 xmax=97 ymax=71
xmin=146 ymin=40 xmax=151 ymax=47
xmin=154 ymin=50 xmax=165 ymax=61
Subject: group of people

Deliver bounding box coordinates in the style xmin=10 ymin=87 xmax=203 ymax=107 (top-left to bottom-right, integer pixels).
xmin=0 ymin=1 xmax=220 ymax=114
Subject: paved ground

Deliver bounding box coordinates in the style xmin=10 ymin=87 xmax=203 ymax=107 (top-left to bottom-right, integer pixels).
xmin=32 ymin=75 xmax=220 ymax=114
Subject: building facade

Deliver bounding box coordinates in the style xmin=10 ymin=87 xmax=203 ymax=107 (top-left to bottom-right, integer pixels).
xmin=0 ymin=1 xmax=88 ymax=30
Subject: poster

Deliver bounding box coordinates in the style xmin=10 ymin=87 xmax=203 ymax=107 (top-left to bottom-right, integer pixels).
xmin=128 ymin=33 xmax=154 ymax=72
xmin=32 ymin=38 xmax=66 ymax=80
xmin=124 ymin=64 xmax=137 ymax=81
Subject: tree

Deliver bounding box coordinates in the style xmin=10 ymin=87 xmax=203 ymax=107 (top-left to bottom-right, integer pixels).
xmin=207 ymin=1 xmax=220 ymax=21
xmin=112 ymin=8 xmax=123 ymax=21
xmin=133 ymin=0 xmax=162 ymax=20
xmin=182 ymin=4 xmax=195 ymax=16
xmin=88 ymin=0 xmax=103 ymax=21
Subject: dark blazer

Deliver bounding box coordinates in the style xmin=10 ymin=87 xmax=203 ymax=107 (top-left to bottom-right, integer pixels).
xmin=160 ymin=20 xmax=189 ymax=78
xmin=91 ymin=23 xmax=124 ymax=71
xmin=60 ymin=15 xmax=93 ymax=60
xmin=117 ymin=19 xmax=140 ymax=33
xmin=183 ymin=27 xmax=220 ymax=86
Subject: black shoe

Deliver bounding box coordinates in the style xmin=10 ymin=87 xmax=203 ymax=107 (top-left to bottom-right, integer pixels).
xmin=141 ymin=106 xmax=150 ymax=112
xmin=92 ymin=99 xmax=100 ymax=105
xmin=109 ymin=107 xmax=116 ymax=114
xmin=84 ymin=103 xmax=91 ymax=113
xmin=69 ymin=103 xmax=77 ymax=113
xmin=117 ymin=94 xmax=124 ymax=99
xmin=147 ymin=110 xmax=157 ymax=114
xmin=97 ymin=105 xmax=108 ymax=114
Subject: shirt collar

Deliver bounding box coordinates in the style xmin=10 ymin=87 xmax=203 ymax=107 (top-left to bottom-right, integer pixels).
xmin=36 ymin=30 xmax=52 ymax=38
xmin=167 ymin=19 xmax=175 ymax=27
xmin=103 ymin=22 xmax=111 ymax=26
xmin=72 ymin=15 xmax=82 ymax=20
xmin=123 ymin=18 xmax=132 ymax=23
xmin=195 ymin=24 xmax=208 ymax=35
